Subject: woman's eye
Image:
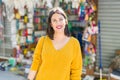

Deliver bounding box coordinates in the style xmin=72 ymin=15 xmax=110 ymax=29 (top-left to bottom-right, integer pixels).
xmin=52 ymin=20 xmax=57 ymax=22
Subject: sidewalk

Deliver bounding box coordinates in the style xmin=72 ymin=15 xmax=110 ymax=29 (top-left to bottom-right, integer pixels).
xmin=0 ymin=71 xmax=27 ymax=80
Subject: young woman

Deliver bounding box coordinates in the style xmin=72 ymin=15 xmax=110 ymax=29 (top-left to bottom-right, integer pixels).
xmin=28 ymin=7 xmax=83 ymax=80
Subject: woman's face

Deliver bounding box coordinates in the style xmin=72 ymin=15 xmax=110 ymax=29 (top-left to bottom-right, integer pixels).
xmin=51 ymin=13 xmax=67 ymax=33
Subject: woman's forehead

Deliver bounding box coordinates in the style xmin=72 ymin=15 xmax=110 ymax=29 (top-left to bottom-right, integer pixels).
xmin=51 ymin=13 xmax=65 ymax=19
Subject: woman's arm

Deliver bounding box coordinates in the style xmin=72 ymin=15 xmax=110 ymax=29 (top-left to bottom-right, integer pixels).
xmin=70 ymin=39 xmax=83 ymax=80
xmin=27 ymin=36 xmax=45 ymax=80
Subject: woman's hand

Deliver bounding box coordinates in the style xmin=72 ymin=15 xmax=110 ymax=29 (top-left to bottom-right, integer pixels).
xmin=27 ymin=70 xmax=37 ymax=80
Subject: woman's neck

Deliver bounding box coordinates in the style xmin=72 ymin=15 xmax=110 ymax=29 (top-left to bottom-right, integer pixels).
xmin=53 ymin=32 xmax=66 ymax=40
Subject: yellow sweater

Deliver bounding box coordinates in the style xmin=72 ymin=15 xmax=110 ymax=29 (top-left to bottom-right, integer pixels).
xmin=30 ymin=36 xmax=82 ymax=80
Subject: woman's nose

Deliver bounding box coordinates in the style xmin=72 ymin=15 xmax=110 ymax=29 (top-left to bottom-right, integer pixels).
xmin=54 ymin=20 xmax=61 ymax=25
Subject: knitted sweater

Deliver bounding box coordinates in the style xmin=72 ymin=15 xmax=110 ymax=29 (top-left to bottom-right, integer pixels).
xmin=30 ymin=36 xmax=82 ymax=80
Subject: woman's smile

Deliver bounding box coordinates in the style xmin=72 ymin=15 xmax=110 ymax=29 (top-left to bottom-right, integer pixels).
xmin=56 ymin=25 xmax=63 ymax=29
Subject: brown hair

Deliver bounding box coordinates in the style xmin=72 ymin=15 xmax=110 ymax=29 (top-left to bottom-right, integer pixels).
xmin=46 ymin=7 xmax=71 ymax=40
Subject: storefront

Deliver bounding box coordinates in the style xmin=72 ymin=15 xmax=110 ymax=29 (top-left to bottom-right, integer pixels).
xmin=0 ymin=0 xmax=120 ymax=80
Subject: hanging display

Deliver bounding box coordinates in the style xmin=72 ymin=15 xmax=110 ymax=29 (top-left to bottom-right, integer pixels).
xmin=1 ymin=0 xmax=35 ymax=63
xmin=77 ymin=1 xmax=98 ymax=77
xmin=0 ymin=1 xmax=4 ymax=45
xmin=1 ymin=1 xmax=98 ymax=76
xmin=0 ymin=25 xmax=4 ymax=45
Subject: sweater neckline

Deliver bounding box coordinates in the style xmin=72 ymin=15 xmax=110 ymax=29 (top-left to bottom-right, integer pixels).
xmin=47 ymin=36 xmax=72 ymax=51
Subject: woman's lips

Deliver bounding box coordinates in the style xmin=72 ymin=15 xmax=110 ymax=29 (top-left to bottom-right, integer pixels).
xmin=56 ymin=25 xmax=62 ymax=29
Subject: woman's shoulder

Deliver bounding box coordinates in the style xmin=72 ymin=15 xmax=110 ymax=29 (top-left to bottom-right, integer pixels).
xmin=38 ymin=36 xmax=47 ymax=42
xmin=39 ymin=36 xmax=45 ymax=40
xmin=71 ymin=36 xmax=79 ymax=42
xmin=70 ymin=36 xmax=80 ymax=45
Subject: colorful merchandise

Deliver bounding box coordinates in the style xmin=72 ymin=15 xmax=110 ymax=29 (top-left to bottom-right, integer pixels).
xmin=0 ymin=26 xmax=4 ymax=44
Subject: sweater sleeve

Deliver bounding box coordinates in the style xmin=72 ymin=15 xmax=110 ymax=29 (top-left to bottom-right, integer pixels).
xmin=70 ymin=39 xmax=83 ymax=80
xmin=30 ymin=36 xmax=45 ymax=71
